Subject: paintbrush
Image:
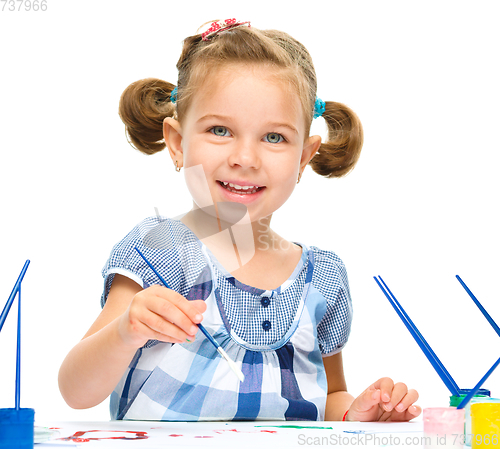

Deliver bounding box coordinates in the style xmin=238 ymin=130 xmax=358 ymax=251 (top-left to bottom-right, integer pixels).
xmin=134 ymin=247 xmax=244 ymax=382
xmin=456 ymin=275 xmax=500 ymax=338
xmin=374 ymin=276 xmax=460 ymax=396
xmin=457 ymin=356 xmax=500 ymax=409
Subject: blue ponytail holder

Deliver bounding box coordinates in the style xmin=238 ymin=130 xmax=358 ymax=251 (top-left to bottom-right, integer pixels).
xmin=313 ymin=97 xmax=325 ymax=119
xmin=171 ymin=86 xmax=178 ymax=104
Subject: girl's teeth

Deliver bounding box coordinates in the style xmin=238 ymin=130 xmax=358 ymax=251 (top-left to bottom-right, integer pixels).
xmin=225 ymin=182 xmax=257 ymax=190
xmin=221 ymin=181 xmax=260 ymax=194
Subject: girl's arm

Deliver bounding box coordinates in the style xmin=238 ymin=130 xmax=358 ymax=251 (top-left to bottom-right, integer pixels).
xmin=323 ymin=352 xmax=354 ymax=420
xmin=58 ymin=274 xmax=206 ymax=409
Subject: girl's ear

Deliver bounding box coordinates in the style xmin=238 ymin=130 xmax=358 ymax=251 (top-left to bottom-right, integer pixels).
xmin=163 ymin=117 xmax=183 ymax=168
xmin=300 ymin=135 xmax=322 ymax=172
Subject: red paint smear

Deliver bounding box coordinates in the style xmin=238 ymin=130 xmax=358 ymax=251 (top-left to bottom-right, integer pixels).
xmin=214 ymin=428 xmax=278 ymax=434
xmin=168 ymin=434 xmax=183 ymax=437
xmin=59 ymin=430 xmax=148 ymax=442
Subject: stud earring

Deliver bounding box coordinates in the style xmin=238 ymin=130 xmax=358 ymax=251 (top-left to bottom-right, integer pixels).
xmin=297 ymin=172 xmax=302 ymax=184
xmin=175 ymin=161 xmax=181 ymax=172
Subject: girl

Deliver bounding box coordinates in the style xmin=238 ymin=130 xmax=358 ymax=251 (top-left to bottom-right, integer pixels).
xmin=59 ymin=19 xmax=420 ymax=422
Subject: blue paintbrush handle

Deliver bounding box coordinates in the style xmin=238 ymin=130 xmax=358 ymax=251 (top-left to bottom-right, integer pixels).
xmin=134 ymin=247 xmax=220 ymax=350
xmin=16 ymin=285 xmax=22 ymax=410
xmin=457 ymin=356 xmax=500 ymax=409
xmin=0 ymin=260 xmax=30 ymax=333
xmin=377 ymin=276 xmax=460 ymax=394
xmin=374 ymin=276 xmax=460 ymax=396
xmin=456 ymin=275 xmax=500 ymax=338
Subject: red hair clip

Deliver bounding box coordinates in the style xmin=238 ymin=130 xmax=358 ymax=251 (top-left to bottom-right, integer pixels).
xmin=201 ymin=19 xmax=251 ymax=41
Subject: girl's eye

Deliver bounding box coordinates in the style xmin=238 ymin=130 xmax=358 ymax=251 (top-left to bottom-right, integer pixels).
xmin=264 ymin=133 xmax=284 ymax=144
xmin=211 ymin=126 xmax=230 ymax=137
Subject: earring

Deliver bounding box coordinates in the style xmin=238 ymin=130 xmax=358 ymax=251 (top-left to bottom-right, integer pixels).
xmin=175 ymin=160 xmax=181 ymax=172
xmin=297 ymin=172 xmax=302 ymax=184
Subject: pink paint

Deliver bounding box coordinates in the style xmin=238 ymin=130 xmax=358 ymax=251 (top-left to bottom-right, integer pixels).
xmin=423 ymin=407 xmax=465 ymax=449
xmin=60 ymin=430 xmax=148 ymax=442
xmin=168 ymin=434 xmax=183 ymax=437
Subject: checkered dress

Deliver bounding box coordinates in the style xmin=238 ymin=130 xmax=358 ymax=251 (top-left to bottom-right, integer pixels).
xmin=101 ymin=217 xmax=352 ymax=421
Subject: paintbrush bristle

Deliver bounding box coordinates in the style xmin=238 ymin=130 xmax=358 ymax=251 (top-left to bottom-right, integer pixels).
xmin=217 ymin=347 xmax=245 ymax=382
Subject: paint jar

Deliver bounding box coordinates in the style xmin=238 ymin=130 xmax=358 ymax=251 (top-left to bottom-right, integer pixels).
xmin=424 ymin=407 xmax=465 ymax=449
xmin=0 ymin=408 xmax=35 ymax=449
xmin=471 ymin=402 xmax=500 ymax=448
xmin=450 ymin=390 xmax=491 ymax=407
xmin=465 ymin=399 xmax=500 ymax=446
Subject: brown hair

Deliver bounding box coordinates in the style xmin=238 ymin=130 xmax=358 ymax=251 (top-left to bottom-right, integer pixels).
xmin=119 ymin=24 xmax=363 ymax=177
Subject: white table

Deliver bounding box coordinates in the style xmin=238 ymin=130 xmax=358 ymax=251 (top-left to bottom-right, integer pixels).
xmin=35 ymin=420 xmax=425 ymax=448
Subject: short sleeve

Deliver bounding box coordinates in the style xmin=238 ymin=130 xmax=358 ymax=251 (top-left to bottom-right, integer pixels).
xmin=311 ymin=247 xmax=353 ymax=357
xmin=100 ymin=217 xmax=205 ymax=308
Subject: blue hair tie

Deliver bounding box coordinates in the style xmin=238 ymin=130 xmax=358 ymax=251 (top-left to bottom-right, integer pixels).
xmin=171 ymin=86 xmax=178 ymax=104
xmin=313 ymin=97 xmax=325 ymax=119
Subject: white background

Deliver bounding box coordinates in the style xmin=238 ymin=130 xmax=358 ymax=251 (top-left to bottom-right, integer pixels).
xmin=1 ymin=0 xmax=499 ymax=423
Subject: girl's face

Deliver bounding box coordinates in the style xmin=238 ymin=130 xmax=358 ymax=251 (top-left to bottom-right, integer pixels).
xmin=165 ymin=64 xmax=320 ymax=225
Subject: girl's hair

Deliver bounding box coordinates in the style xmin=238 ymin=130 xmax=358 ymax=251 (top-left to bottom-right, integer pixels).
xmin=119 ymin=24 xmax=363 ymax=178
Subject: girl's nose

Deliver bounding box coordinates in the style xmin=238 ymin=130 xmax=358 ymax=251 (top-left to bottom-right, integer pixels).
xmin=227 ymin=138 xmax=261 ymax=170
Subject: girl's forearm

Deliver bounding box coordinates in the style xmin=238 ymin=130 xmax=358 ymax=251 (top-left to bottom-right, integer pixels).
xmin=325 ymin=390 xmax=354 ymax=421
xmin=58 ymin=317 xmax=138 ymax=409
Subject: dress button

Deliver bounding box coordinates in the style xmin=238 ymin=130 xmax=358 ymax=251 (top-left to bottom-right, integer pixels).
xmin=261 ymin=297 xmax=270 ymax=307
xmin=262 ymin=320 xmax=271 ymax=331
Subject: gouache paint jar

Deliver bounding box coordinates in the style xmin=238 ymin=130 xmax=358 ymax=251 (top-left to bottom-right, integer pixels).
xmin=471 ymin=402 xmax=500 ymax=448
xmin=424 ymin=407 xmax=465 ymax=449
xmin=450 ymin=390 xmax=491 ymax=408
xmin=465 ymin=398 xmax=500 ymax=446
xmin=0 ymin=408 xmax=35 ymax=449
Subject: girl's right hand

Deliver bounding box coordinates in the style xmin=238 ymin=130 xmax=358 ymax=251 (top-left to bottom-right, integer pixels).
xmin=117 ymin=285 xmax=207 ymax=348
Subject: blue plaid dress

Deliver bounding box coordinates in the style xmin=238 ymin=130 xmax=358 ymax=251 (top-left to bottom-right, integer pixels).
xmin=101 ymin=217 xmax=352 ymax=421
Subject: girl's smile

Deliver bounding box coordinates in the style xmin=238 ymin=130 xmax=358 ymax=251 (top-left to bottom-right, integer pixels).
xmin=217 ymin=179 xmax=266 ymax=204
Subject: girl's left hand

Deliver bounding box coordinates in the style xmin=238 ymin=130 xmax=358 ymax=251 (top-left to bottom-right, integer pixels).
xmin=346 ymin=377 xmax=421 ymax=422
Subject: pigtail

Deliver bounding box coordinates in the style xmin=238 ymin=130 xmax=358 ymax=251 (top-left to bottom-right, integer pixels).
xmin=118 ymin=78 xmax=176 ymax=155
xmin=309 ymin=101 xmax=364 ymax=178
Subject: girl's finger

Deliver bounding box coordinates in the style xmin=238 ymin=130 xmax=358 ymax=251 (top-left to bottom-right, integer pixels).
xmin=160 ymin=288 xmax=206 ymax=324
xmin=393 ymin=388 xmax=419 ymax=414
xmin=384 ymin=382 xmax=408 ymax=412
xmin=148 ymin=289 xmax=201 ymax=336
xmin=143 ymin=310 xmax=196 ymax=343
xmin=353 ymin=387 xmax=381 ymax=414
xmin=372 ymin=377 xmax=395 ymax=410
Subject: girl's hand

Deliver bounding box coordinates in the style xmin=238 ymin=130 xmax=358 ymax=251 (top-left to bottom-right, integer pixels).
xmin=117 ymin=285 xmax=207 ymax=348
xmin=346 ymin=377 xmax=421 ymax=422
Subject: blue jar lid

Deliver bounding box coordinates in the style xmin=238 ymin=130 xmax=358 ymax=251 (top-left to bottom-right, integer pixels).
xmin=457 ymin=388 xmax=491 ymax=397
xmin=0 ymin=408 xmax=35 ymax=449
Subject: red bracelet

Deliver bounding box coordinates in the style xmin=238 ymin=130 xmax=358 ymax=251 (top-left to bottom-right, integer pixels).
xmin=342 ymin=409 xmax=349 ymax=421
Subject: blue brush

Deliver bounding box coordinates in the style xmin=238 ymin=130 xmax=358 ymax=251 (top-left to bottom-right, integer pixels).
xmin=16 ymin=285 xmax=22 ymax=410
xmin=0 ymin=260 xmax=34 ymax=447
xmin=134 ymin=247 xmax=244 ymax=382
xmin=0 ymin=260 xmax=30 ymax=333
xmin=456 ymin=275 xmax=500 ymax=338
xmin=457 ymin=356 xmax=500 ymax=409
xmin=0 ymin=260 xmax=30 ymax=411
xmin=374 ymin=276 xmax=460 ymax=396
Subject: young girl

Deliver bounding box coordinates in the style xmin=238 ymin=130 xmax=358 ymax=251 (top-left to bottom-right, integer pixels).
xmin=59 ymin=19 xmax=420 ymax=422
